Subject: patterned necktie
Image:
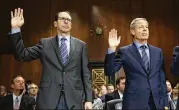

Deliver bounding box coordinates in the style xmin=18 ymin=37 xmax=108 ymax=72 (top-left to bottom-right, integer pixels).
xmin=13 ymin=97 xmax=19 ymax=110
xmin=140 ymin=45 xmax=150 ymax=72
xmin=60 ymin=38 xmax=68 ymax=65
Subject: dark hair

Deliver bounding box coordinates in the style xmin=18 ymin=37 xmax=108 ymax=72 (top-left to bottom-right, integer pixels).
xmin=116 ymin=77 xmax=126 ymax=85
xmin=26 ymin=80 xmax=32 ymax=85
xmin=11 ymin=75 xmax=24 ymax=84
xmin=166 ymin=80 xmax=173 ymax=88
xmin=55 ymin=11 xmax=71 ymax=21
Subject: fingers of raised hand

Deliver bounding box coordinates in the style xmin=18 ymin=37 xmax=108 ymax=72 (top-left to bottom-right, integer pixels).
xmin=109 ymin=28 xmax=118 ymax=39
xmin=118 ymin=36 xmax=121 ymax=41
xmin=12 ymin=8 xmax=23 ymax=18
xmin=20 ymin=9 xmax=23 ymax=19
xmin=11 ymin=11 xmax=13 ymax=18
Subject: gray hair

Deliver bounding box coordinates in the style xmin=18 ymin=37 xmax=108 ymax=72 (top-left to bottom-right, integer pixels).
xmin=130 ymin=18 xmax=148 ymax=29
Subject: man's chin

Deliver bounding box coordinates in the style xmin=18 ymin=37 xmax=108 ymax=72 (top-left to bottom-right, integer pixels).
xmin=62 ymin=29 xmax=70 ymax=33
xmin=141 ymin=37 xmax=148 ymax=40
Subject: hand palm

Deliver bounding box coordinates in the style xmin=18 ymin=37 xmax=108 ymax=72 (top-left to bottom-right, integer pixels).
xmin=109 ymin=37 xmax=120 ymax=47
xmin=11 ymin=8 xmax=24 ymax=28
xmin=11 ymin=16 xmax=24 ymax=28
xmin=108 ymin=29 xmax=121 ymax=47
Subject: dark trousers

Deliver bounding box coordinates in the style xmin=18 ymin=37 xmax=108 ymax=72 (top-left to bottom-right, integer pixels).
xmin=56 ymin=91 xmax=68 ymax=110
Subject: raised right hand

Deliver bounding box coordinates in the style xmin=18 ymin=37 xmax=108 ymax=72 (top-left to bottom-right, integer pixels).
xmin=11 ymin=8 xmax=24 ymax=28
xmin=108 ymin=28 xmax=121 ymax=51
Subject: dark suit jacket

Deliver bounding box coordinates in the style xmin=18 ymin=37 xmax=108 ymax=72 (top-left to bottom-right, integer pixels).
xmin=104 ymin=43 xmax=168 ymax=109
xmin=171 ymin=46 xmax=179 ymax=109
xmin=0 ymin=94 xmax=35 ymax=110
xmin=9 ymin=32 xmax=92 ymax=109
xmin=105 ymin=90 xmax=120 ymax=110
xmin=171 ymin=46 xmax=179 ymax=75
xmin=105 ymin=90 xmax=120 ymax=102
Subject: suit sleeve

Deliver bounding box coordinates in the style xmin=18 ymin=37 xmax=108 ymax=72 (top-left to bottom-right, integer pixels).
xmin=171 ymin=46 xmax=179 ymax=75
xmin=104 ymin=48 xmax=124 ymax=76
xmin=8 ymin=32 xmax=42 ymax=61
xmin=105 ymin=94 xmax=114 ymax=102
xmin=81 ymin=44 xmax=92 ymax=102
xmin=160 ymin=51 xmax=169 ymax=107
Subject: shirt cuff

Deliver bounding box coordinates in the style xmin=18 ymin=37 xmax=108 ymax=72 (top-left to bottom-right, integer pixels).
xmin=107 ymin=48 xmax=115 ymax=54
xmin=11 ymin=28 xmax=20 ymax=34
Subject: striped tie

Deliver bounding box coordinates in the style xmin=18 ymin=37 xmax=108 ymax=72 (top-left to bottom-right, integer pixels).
xmin=60 ymin=38 xmax=68 ymax=65
xmin=140 ymin=45 xmax=150 ymax=72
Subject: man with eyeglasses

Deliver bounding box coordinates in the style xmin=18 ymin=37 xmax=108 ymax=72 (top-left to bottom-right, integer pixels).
xmin=9 ymin=8 xmax=92 ymax=110
xmin=0 ymin=75 xmax=35 ymax=110
xmin=28 ymin=83 xmax=38 ymax=101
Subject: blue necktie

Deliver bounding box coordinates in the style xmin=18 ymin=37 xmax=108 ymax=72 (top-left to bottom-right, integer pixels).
xmin=60 ymin=38 xmax=68 ymax=65
xmin=140 ymin=45 xmax=150 ymax=72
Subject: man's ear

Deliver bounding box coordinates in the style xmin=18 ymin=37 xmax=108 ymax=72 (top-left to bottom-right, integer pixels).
xmin=116 ymin=84 xmax=119 ymax=89
xmin=54 ymin=21 xmax=57 ymax=27
xmin=130 ymin=28 xmax=135 ymax=36
xmin=11 ymin=84 xmax=14 ymax=89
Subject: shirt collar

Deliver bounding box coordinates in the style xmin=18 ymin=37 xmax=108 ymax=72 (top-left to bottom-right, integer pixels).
xmin=13 ymin=93 xmax=23 ymax=102
xmin=118 ymin=90 xmax=123 ymax=98
xmin=134 ymin=41 xmax=148 ymax=49
xmin=58 ymin=35 xmax=70 ymax=42
xmin=167 ymin=92 xmax=172 ymax=96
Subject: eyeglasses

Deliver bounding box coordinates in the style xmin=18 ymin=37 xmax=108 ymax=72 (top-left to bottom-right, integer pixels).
xmin=14 ymin=80 xmax=24 ymax=84
xmin=58 ymin=17 xmax=71 ymax=22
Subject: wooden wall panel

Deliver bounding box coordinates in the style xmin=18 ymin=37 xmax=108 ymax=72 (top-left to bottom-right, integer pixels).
xmin=143 ymin=0 xmax=179 ymax=84
xmin=88 ymin=0 xmax=132 ymax=61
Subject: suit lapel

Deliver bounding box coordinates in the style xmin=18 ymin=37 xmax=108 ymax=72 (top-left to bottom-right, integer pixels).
xmin=128 ymin=43 xmax=148 ymax=76
xmin=9 ymin=95 xmax=13 ymax=110
xmin=19 ymin=95 xmax=24 ymax=110
xmin=148 ymin=45 xmax=157 ymax=77
xmin=20 ymin=95 xmax=29 ymax=110
xmin=50 ymin=35 xmax=64 ymax=70
xmin=64 ymin=37 xmax=76 ymax=67
xmin=114 ymin=90 xmax=120 ymax=99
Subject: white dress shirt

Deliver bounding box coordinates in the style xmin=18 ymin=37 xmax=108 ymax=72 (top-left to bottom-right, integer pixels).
xmin=118 ymin=90 xmax=123 ymax=99
xmin=13 ymin=93 xmax=23 ymax=108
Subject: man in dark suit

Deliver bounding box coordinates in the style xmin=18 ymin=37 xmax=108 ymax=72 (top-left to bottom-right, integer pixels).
xmin=105 ymin=77 xmax=125 ymax=110
xmin=0 ymin=75 xmax=35 ymax=110
xmin=171 ymin=46 xmax=179 ymax=109
xmin=9 ymin=8 xmax=92 ymax=109
xmin=104 ymin=18 xmax=168 ymax=109
xmin=28 ymin=83 xmax=38 ymax=101
xmin=105 ymin=77 xmax=125 ymax=102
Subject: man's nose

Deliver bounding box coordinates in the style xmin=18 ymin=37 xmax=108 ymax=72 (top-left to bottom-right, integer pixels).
xmin=143 ymin=27 xmax=147 ymax=31
xmin=64 ymin=20 xmax=69 ymax=24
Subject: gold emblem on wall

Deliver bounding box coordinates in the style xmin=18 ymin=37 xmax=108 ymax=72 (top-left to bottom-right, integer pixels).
xmin=92 ymin=68 xmax=108 ymax=90
xmin=89 ymin=21 xmax=107 ymax=39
